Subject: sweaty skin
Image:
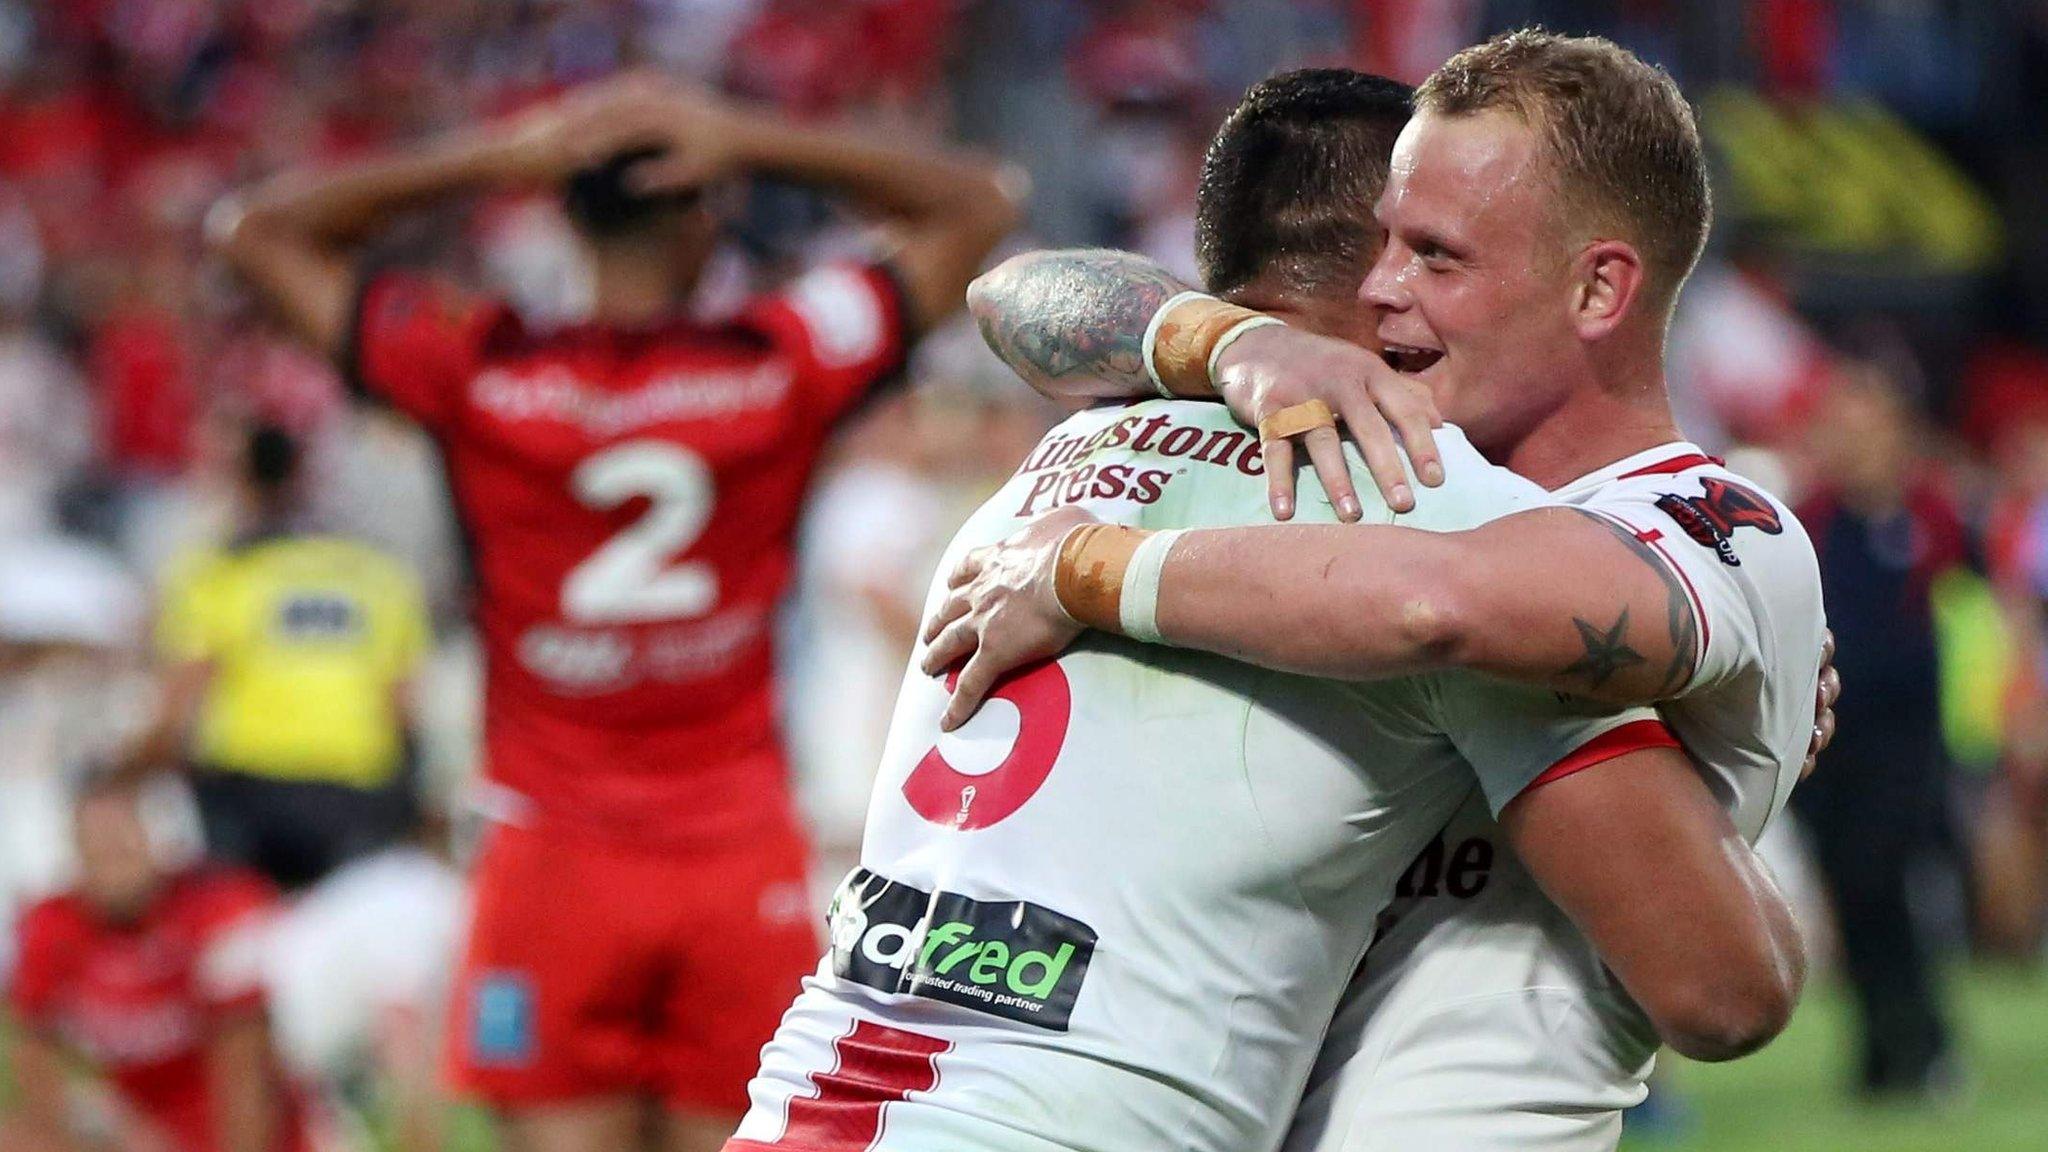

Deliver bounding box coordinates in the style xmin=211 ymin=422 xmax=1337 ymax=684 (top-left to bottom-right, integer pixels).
xmin=938 ymin=83 xmax=1831 ymax=1070
xmin=953 ymin=241 xmax=1701 ymax=714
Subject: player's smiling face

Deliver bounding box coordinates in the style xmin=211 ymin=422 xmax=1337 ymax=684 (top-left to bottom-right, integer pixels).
xmin=1361 ymin=110 xmax=1580 ymax=455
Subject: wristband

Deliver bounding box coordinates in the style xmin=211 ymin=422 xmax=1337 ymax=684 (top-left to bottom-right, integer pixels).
xmin=1053 ymin=523 xmax=1151 ymax=632
xmin=1141 ymin=291 xmax=1215 ymax=400
xmin=1206 ymin=314 xmax=1286 ymax=384
xmin=1143 ymin=293 xmax=1275 ymax=400
xmin=1118 ymin=529 xmax=1183 ymax=644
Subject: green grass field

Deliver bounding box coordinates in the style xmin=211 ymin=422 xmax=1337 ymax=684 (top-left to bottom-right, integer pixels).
xmin=1625 ymin=965 xmax=2048 ymax=1152
xmin=8 ymin=965 xmax=2045 ymax=1151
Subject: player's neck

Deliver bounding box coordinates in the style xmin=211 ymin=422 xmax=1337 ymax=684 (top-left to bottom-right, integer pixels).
xmin=591 ymin=254 xmax=699 ymax=327
xmin=1499 ymin=382 xmax=1682 ymax=491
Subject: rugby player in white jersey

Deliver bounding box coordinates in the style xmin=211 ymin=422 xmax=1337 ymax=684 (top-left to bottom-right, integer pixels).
xmin=929 ymin=35 xmax=1832 ymax=1152
xmin=727 ymin=394 xmax=1795 ymax=1152
xmin=724 ymin=46 xmax=1813 ymax=1152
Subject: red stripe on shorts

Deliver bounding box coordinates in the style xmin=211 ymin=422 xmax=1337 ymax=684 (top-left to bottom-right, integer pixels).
xmin=738 ymin=1020 xmax=951 ymax=1152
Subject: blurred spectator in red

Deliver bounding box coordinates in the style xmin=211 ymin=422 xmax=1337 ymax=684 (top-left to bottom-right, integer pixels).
xmin=2 ymin=773 xmax=315 ymax=1152
xmin=724 ymin=0 xmax=957 ymax=120
xmin=1348 ymin=0 xmax=1480 ymax=85
xmin=88 ymin=268 xmax=200 ymax=483
xmin=1667 ymin=254 xmax=1837 ymax=451
xmin=1069 ymin=0 xmax=1215 ymax=247
xmin=1069 ymin=0 xmax=1209 ymax=112
xmin=1753 ymin=0 xmax=1836 ymax=97
xmin=1794 ymin=358 xmax=1968 ymax=1101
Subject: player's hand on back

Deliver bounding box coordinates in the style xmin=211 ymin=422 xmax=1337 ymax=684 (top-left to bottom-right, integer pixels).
xmin=1804 ymin=629 xmax=1840 ymax=780
xmin=920 ymin=506 xmax=1098 ymax=731
xmin=1210 ymin=323 xmax=1445 ymax=521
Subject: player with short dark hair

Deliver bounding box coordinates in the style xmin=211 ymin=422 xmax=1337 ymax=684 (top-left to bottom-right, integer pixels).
xmin=212 ymin=75 xmax=1022 ymax=1152
xmin=936 ymin=37 xmax=1831 ymax=1150
xmin=718 ymin=56 xmax=1809 ymax=1152
xmin=1194 ymin=69 xmax=1413 ymax=301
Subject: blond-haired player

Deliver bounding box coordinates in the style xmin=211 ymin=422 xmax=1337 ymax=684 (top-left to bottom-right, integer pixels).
xmin=939 ymin=35 xmax=1831 ymax=1152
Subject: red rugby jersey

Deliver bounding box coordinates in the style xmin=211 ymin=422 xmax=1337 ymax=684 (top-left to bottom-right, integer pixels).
xmin=8 ymin=869 xmax=311 ymax=1152
xmin=348 ymin=263 xmax=909 ymax=845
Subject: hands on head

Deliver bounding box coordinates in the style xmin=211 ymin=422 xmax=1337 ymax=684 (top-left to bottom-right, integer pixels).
xmin=494 ymin=73 xmax=746 ymax=192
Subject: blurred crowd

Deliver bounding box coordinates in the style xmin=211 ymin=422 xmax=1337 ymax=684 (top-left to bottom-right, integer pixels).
xmin=5 ymin=0 xmax=2048 ymax=1146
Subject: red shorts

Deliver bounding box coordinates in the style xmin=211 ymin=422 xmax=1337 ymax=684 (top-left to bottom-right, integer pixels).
xmin=444 ymin=817 xmax=821 ymax=1114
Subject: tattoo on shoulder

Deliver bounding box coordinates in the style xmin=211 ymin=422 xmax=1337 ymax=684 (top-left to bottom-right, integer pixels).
xmin=974 ymin=250 xmax=1189 ymax=390
xmin=1564 ymin=510 xmax=1702 ymax=696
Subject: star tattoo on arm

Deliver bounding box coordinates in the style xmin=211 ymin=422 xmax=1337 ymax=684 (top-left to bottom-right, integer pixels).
xmin=1561 ymin=607 xmax=1649 ymax=690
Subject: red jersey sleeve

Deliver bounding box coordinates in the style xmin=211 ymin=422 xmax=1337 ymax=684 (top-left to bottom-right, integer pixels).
xmin=7 ymin=899 xmax=79 ymax=1030
xmin=184 ymin=871 xmax=279 ymax=1019
xmin=743 ymin=262 xmax=910 ymax=426
xmin=347 ymin=271 xmax=507 ymax=433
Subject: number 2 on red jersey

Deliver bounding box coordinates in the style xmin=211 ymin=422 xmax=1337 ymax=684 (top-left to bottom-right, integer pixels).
xmin=562 ymin=441 xmax=718 ymax=624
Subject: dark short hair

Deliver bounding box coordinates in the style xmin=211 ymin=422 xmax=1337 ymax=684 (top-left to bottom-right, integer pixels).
xmin=562 ymin=146 xmax=702 ymax=238
xmin=246 ymin=423 xmax=300 ymax=491
xmin=1418 ymin=29 xmax=1710 ymax=308
xmin=1195 ymin=69 xmax=1414 ymax=297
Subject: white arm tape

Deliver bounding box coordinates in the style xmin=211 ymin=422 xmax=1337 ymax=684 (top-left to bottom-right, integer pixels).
xmin=1118 ymin=529 xmax=1184 ymax=644
xmin=1142 ymin=291 xmax=1219 ymax=400
xmin=1206 ymin=314 xmax=1286 ymax=383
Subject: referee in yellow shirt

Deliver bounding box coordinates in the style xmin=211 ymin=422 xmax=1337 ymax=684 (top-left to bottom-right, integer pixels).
xmin=134 ymin=423 xmax=432 ymax=891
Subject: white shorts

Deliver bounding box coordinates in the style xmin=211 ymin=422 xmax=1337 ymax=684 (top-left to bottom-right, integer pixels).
xmin=1283 ymin=794 xmax=1659 ymax=1152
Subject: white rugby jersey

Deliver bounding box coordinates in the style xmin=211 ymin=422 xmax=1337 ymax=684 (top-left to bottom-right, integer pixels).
xmin=1286 ymin=443 xmax=1825 ymax=1152
xmin=729 ymin=402 xmax=1665 ymax=1152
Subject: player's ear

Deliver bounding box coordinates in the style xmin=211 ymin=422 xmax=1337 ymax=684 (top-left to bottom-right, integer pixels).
xmin=1569 ymin=239 xmax=1642 ymax=342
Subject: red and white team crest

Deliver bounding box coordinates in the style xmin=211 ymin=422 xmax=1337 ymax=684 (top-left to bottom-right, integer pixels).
xmin=1655 ymin=477 xmax=1783 ymax=567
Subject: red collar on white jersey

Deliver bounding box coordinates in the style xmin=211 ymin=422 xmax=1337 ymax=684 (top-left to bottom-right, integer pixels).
xmin=1549 ymin=441 xmax=1721 ymax=500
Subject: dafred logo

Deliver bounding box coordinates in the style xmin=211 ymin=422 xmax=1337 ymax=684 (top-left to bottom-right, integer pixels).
xmin=827 ymin=868 xmax=1098 ymax=1031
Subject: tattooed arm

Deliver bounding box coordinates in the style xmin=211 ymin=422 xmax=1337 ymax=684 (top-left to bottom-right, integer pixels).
xmin=968 ymin=247 xmax=1446 ymax=520
xmin=1145 ymin=507 xmax=1702 ymax=703
xmin=966 ymin=248 xmax=1192 ymax=401
xmin=923 ymin=505 xmax=1706 ymax=727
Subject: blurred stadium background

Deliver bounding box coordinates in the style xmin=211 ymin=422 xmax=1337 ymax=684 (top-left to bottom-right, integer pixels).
xmin=1 ymin=2 xmax=2045 ymax=1151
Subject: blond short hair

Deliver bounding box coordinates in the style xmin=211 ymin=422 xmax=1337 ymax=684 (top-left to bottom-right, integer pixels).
xmin=1418 ymin=29 xmax=1710 ymax=307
